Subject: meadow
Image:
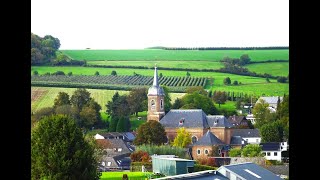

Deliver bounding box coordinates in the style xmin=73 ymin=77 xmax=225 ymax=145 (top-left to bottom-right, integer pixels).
xmin=31 ymin=87 xmax=185 ymax=113
xmin=100 ymin=171 xmax=153 ymax=180
xmin=61 ymin=49 xmax=289 ymax=61
xmin=245 ymin=62 xmax=289 ymax=77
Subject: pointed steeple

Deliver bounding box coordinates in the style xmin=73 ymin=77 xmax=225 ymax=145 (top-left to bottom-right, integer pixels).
xmin=153 ymin=64 xmax=159 ymax=86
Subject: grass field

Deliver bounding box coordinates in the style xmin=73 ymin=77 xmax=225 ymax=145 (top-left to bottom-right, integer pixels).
xmin=87 ymin=60 xmax=224 ymax=70
xmin=61 ymin=49 xmax=289 ymax=61
xmin=216 ymin=101 xmax=237 ymax=112
xmin=31 ymin=87 xmax=185 ymax=113
xmin=100 ymin=171 xmax=152 ymax=180
xmin=246 ymin=62 xmax=289 ymax=77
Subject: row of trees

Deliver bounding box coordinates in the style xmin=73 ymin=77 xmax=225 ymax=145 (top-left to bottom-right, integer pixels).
xmin=32 ymin=88 xmax=105 ymax=130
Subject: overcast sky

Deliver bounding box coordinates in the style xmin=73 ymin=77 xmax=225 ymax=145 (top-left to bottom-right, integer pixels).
xmin=31 ymin=0 xmax=289 ymax=50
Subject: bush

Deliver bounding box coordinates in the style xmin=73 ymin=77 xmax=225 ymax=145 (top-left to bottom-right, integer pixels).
xmin=277 ymin=76 xmax=287 ymax=83
xmin=33 ymin=71 xmax=39 ymax=76
xmin=135 ymin=145 xmax=189 ymax=159
xmin=223 ymin=77 xmax=231 ymax=85
xmin=67 ymin=72 xmax=72 ymax=76
xmin=265 ymin=160 xmax=284 ymax=166
xmin=94 ymin=71 xmax=100 ymax=76
xmin=233 ymin=80 xmax=238 ymax=85
xmin=194 ymin=164 xmax=216 ymax=172
xmin=130 ymin=162 xmax=152 ymax=172
xmin=111 ymin=70 xmax=117 ymax=76
xmin=130 ymin=150 xmax=150 ymax=162
xmin=52 ymin=71 xmax=65 ymax=75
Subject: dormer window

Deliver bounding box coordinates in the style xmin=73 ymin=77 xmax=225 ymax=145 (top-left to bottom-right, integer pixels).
xmin=179 ymin=118 xmax=185 ymax=125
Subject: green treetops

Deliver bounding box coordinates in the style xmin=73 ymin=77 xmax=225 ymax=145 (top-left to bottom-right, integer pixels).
xmin=31 ymin=115 xmax=100 ymax=179
xmin=134 ymin=120 xmax=167 ymax=146
xmin=172 ymin=127 xmax=192 ymax=148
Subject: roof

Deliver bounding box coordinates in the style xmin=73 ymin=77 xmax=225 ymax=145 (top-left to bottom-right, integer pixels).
xmin=160 ymin=109 xmax=209 ymax=128
xmin=260 ymin=142 xmax=281 ymax=151
xmin=232 ymin=129 xmax=260 ymax=138
xmin=257 ymin=96 xmax=283 ymax=105
xmin=152 ymin=156 xmax=195 ymax=162
xmin=227 ymin=115 xmax=247 ymax=125
xmin=218 ymin=162 xmax=282 ymax=180
xmin=148 ymin=66 xmax=165 ymax=96
xmin=99 ymin=132 xmax=124 ymax=139
xmin=207 ymin=115 xmax=233 ymax=128
xmin=265 ymin=165 xmax=289 ymax=176
xmin=193 ymin=130 xmax=224 ymax=146
xmin=156 ymin=170 xmax=229 ymax=180
xmin=97 ymin=139 xmax=134 ymax=156
xmin=123 ymin=132 xmax=136 ymax=141
xmin=230 ymin=136 xmax=246 ymax=145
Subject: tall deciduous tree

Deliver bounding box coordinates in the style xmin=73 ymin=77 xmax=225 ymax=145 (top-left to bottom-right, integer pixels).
xmin=186 ymin=86 xmax=208 ymax=96
xmin=31 ymin=115 xmax=100 ymax=179
xmin=134 ymin=120 xmax=167 ymax=146
xmin=53 ymin=92 xmax=71 ymax=108
xmin=212 ymin=91 xmax=227 ymax=107
xmin=70 ymin=88 xmax=91 ymax=110
xmin=241 ymin=144 xmax=262 ymax=157
xmin=240 ymin=54 xmax=251 ymax=65
xmin=181 ymin=92 xmax=218 ymax=115
xmin=252 ymin=99 xmax=276 ymax=128
xmin=127 ymin=88 xmax=147 ymax=116
xmin=172 ymin=128 xmax=191 ymax=148
xmin=260 ymin=121 xmax=284 ymax=142
xmin=162 ymin=86 xmax=172 ymax=113
xmin=172 ymin=98 xmax=183 ymax=109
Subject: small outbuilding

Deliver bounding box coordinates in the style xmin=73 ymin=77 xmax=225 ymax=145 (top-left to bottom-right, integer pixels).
xmin=151 ymin=155 xmax=195 ymax=176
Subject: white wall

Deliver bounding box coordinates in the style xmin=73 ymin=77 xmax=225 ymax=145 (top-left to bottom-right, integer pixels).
xmin=243 ymin=137 xmax=261 ymax=144
xmin=94 ymin=134 xmax=105 ymax=139
xmin=263 ymin=151 xmax=281 ymax=161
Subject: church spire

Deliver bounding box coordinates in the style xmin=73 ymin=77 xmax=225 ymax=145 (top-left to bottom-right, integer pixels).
xmin=153 ymin=64 xmax=159 ymax=86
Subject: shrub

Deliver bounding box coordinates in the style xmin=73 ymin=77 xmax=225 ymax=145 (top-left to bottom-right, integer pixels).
xmin=95 ymin=71 xmax=100 ymax=76
xmin=277 ymin=76 xmax=287 ymax=83
xmin=130 ymin=150 xmax=150 ymax=162
xmin=67 ymin=72 xmax=73 ymax=76
xmin=233 ymin=80 xmax=238 ymax=85
xmin=33 ymin=71 xmax=39 ymax=76
xmin=135 ymin=145 xmax=188 ymax=159
xmin=194 ymin=164 xmax=216 ymax=172
xmin=52 ymin=71 xmax=65 ymax=75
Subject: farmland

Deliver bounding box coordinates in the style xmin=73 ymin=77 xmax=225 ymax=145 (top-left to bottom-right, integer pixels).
xmin=31 ymin=87 xmax=185 ymax=113
xmin=61 ymin=49 xmax=289 ymax=61
xmin=245 ymin=62 xmax=289 ymax=77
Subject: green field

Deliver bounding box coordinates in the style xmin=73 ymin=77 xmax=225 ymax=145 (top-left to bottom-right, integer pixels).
xmin=246 ymin=62 xmax=289 ymax=77
xmin=87 ymin=60 xmax=224 ymax=70
xmin=31 ymin=87 xmax=185 ymax=113
xmin=100 ymin=171 xmax=152 ymax=180
xmin=61 ymin=49 xmax=289 ymax=61
xmin=216 ymin=101 xmax=237 ymax=112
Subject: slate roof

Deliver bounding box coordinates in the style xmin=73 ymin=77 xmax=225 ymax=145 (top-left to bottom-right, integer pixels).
xmin=99 ymin=132 xmax=125 ymax=139
xmin=218 ymin=162 xmax=282 ymax=180
xmin=97 ymin=139 xmax=134 ymax=156
xmin=160 ymin=109 xmax=209 ymax=128
xmin=101 ymin=154 xmax=131 ymax=169
xmin=227 ymin=115 xmax=247 ymax=125
xmin=193 ymin=130 xmax=224 ymax=146
xmin=260 ymin=142 xmax=281 ymax=151
xmin=230 ymin=136 xmax=247 ymax=146
xmin=207 ymin=115 xmax=234 ymax=128
xmin=265 ymin=165 xmax=289 ymax=176
xmin=257 ymin=96 xmax=283 ymax=105
xmin=232 ymin=129 xmax=261 ymax=138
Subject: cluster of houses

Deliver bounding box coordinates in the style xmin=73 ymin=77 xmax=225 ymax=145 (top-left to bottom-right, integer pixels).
xmin=94 ymin=66 xmax=289 ymax=178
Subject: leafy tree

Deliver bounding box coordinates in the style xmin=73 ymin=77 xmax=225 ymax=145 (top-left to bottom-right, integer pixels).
xmin=111 ymin=70 xmax=117 ymax=76
xmin=212 ymin=91 xmax=227 ymax=107
xmin=109 ymin=116 xmax=119 ymax=132
xmin=53 ymin=92 xmax=71 ymax=108
xmin=239 ymin=54 xmax=251 ymax=65
xmin=181 ymin=92 xmax=218 ymax=115
xmin=159 ymin=73 xmax=163 ymax=78
xmin=266 ymin=78 xmax=270 ymax=83
xmin=252 ymin=99 xmax=276 ymax=128
xmin=229 ymin=148 xmax=242 ymax=157
xmin=276 ymin=95 xmax=289 ymax=119
xmin=260 ymin=121 xmax=284 ymax=142
xmin=79 ymin=107 xmax=99 ymax=129
xmin=241 ymin=144 xmax=262 ymax=157
xmin=134 ymin=120 xmax=167 ymax=145
xmin=116 ymin=116 xmax=131 ymax=132
xmin=55 ymin=104 xmax=73 ymax=117
xmin=186 ymin=86 xmax=208 ymax=96
xmin=172 ymin=127 xmax=192 ymax=148
xmin=70 ymin=88 xmax=91 ymax=110
xmin=277 ymin=76 xmax=287 ymax=83
xmin=52 ymin=71 xmax=65 ymax=75
xmin=130 ymin=150 xmax=150 ymax=162
xmin=32 ymin=107 xmax=55 ymax=122
xmin=162 ymin=86 xmax=172 ymax=113
xmin=233 ymin=80 xmax=238 ymax=85
xmin=208 ymin=90 xmax=212 ymax=98
xmin=31 ymin=48 xmax=45 ymax=65
xmin=68 ymin=72 xmax=73 ymax=76
xmin=33 ymin=70 xmax=39 ymax=76
xmin=106 ymin=94 xmax=130 ymax=118
xmin=94 ymin=71 xmax=100 ymax=76
xmin=186 ymin=71 xmax=191 ymax=76
xmin=172 ymin=98 xmax=183 ymax=109
xmin=223 ymin=77 xmax=231 ymax=85
xmin=127 ymin=88 xmax=147 ymax=116
xmin=31 ymin=115 xmax=100 ymax=179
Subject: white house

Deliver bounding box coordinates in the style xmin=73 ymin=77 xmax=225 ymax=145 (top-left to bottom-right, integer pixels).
xmin=256 ymin=96 xmax=283 ymax=110
xmin=260 ymin=142 xmax=289 ymax=161
xmin=232 ymin=129 xmax=261 ymax=144
xmin=246 ymin=114 xmax=256 ymax=124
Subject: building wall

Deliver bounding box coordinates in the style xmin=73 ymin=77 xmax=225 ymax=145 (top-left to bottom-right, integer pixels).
xmin=147 ymin=95 xmax=165 ymax=122
xmin=210 ymin=128 xmax=231 ymax=144
xmin=192 ymin=145 xmax=213 ymax=160
xmin=165 ymin=127 xmax=206 ymax=142
xmin=263 ymin=150 xmax=282 ymax=161
xmin=243 ymin=137 xmax=261 ymax=144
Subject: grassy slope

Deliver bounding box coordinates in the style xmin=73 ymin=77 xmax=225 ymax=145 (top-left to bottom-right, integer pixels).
xmin=245 ymin=62 xmax=289 ymax=77
xmin=100 ymin=172 xmax=152 ymax=180
xmin=61 ymin=49 xmax=289 ymax=61
xmin=31 ymin=87 xmax=185 ymax=113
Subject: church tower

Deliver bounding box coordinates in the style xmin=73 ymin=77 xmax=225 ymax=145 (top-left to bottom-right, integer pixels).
xmin=147 ymin=65 xmax=165 ymax=122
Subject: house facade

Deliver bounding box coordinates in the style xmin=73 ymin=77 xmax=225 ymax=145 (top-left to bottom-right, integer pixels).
xmin=260 ymin=142 xmax=288 ymax=162
xmin=232 ymin=129 xmax=261 ymax=144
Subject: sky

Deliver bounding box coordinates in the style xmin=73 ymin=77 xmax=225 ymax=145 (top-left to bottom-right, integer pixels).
xmin=31 ymin=0 xmax=289 ymax=50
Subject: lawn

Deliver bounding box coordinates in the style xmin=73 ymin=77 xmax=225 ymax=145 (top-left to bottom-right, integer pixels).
xmin=31 ymin=87 xmax=185 ymax=113
xmin=216 ymin=101 xmax=237 ymax=112
xmin=245 ymin=62 xmax=289 ymax=77
xmin=61 ymin=49 xmax=289 ymax=61
xmin=100 ymin=171 xmax=152 ymax=180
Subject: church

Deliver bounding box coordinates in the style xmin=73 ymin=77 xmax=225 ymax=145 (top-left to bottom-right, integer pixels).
xmin=147 ymin=66 xmax=234 ymax=145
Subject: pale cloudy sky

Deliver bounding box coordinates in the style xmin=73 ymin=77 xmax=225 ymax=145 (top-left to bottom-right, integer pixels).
xmin=31 ymin=0 xmax=289 ymax=50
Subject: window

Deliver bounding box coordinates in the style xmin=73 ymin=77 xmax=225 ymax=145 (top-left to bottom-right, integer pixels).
xmin=197 ymin=149 xmax=201 ymax=155
xmin=151 ymin=100 xmax=155 ymax=109
xmin=267 ymin=152 xmax=271 ymax=156
xmin=107 ymin=162 xmax=111 ymax=166
xmin=114 ymin=148 xmax=117 ymax=152
xmin=218 ymin=149 xmax=221 ymax=155
xmin=274 ymin=152 xmax=278 ymax=156
xmin=160 ymin=99 xmax=163 ymax=109
xmin=192 ymin=136 xmax=198 ymax=144
xmin=118 ymin=148 xmax=122 ymax=152
xmin=204 ymin=149 xmax=209 ymax=155
xmin=226 ymin=171 xmax=230 ymax=178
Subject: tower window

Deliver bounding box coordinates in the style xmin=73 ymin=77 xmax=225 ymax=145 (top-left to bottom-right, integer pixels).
xmin=160 ymin=99 xmax=163 ymax=110
xmin=151 ymin=100 xmax=155 ymax=110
